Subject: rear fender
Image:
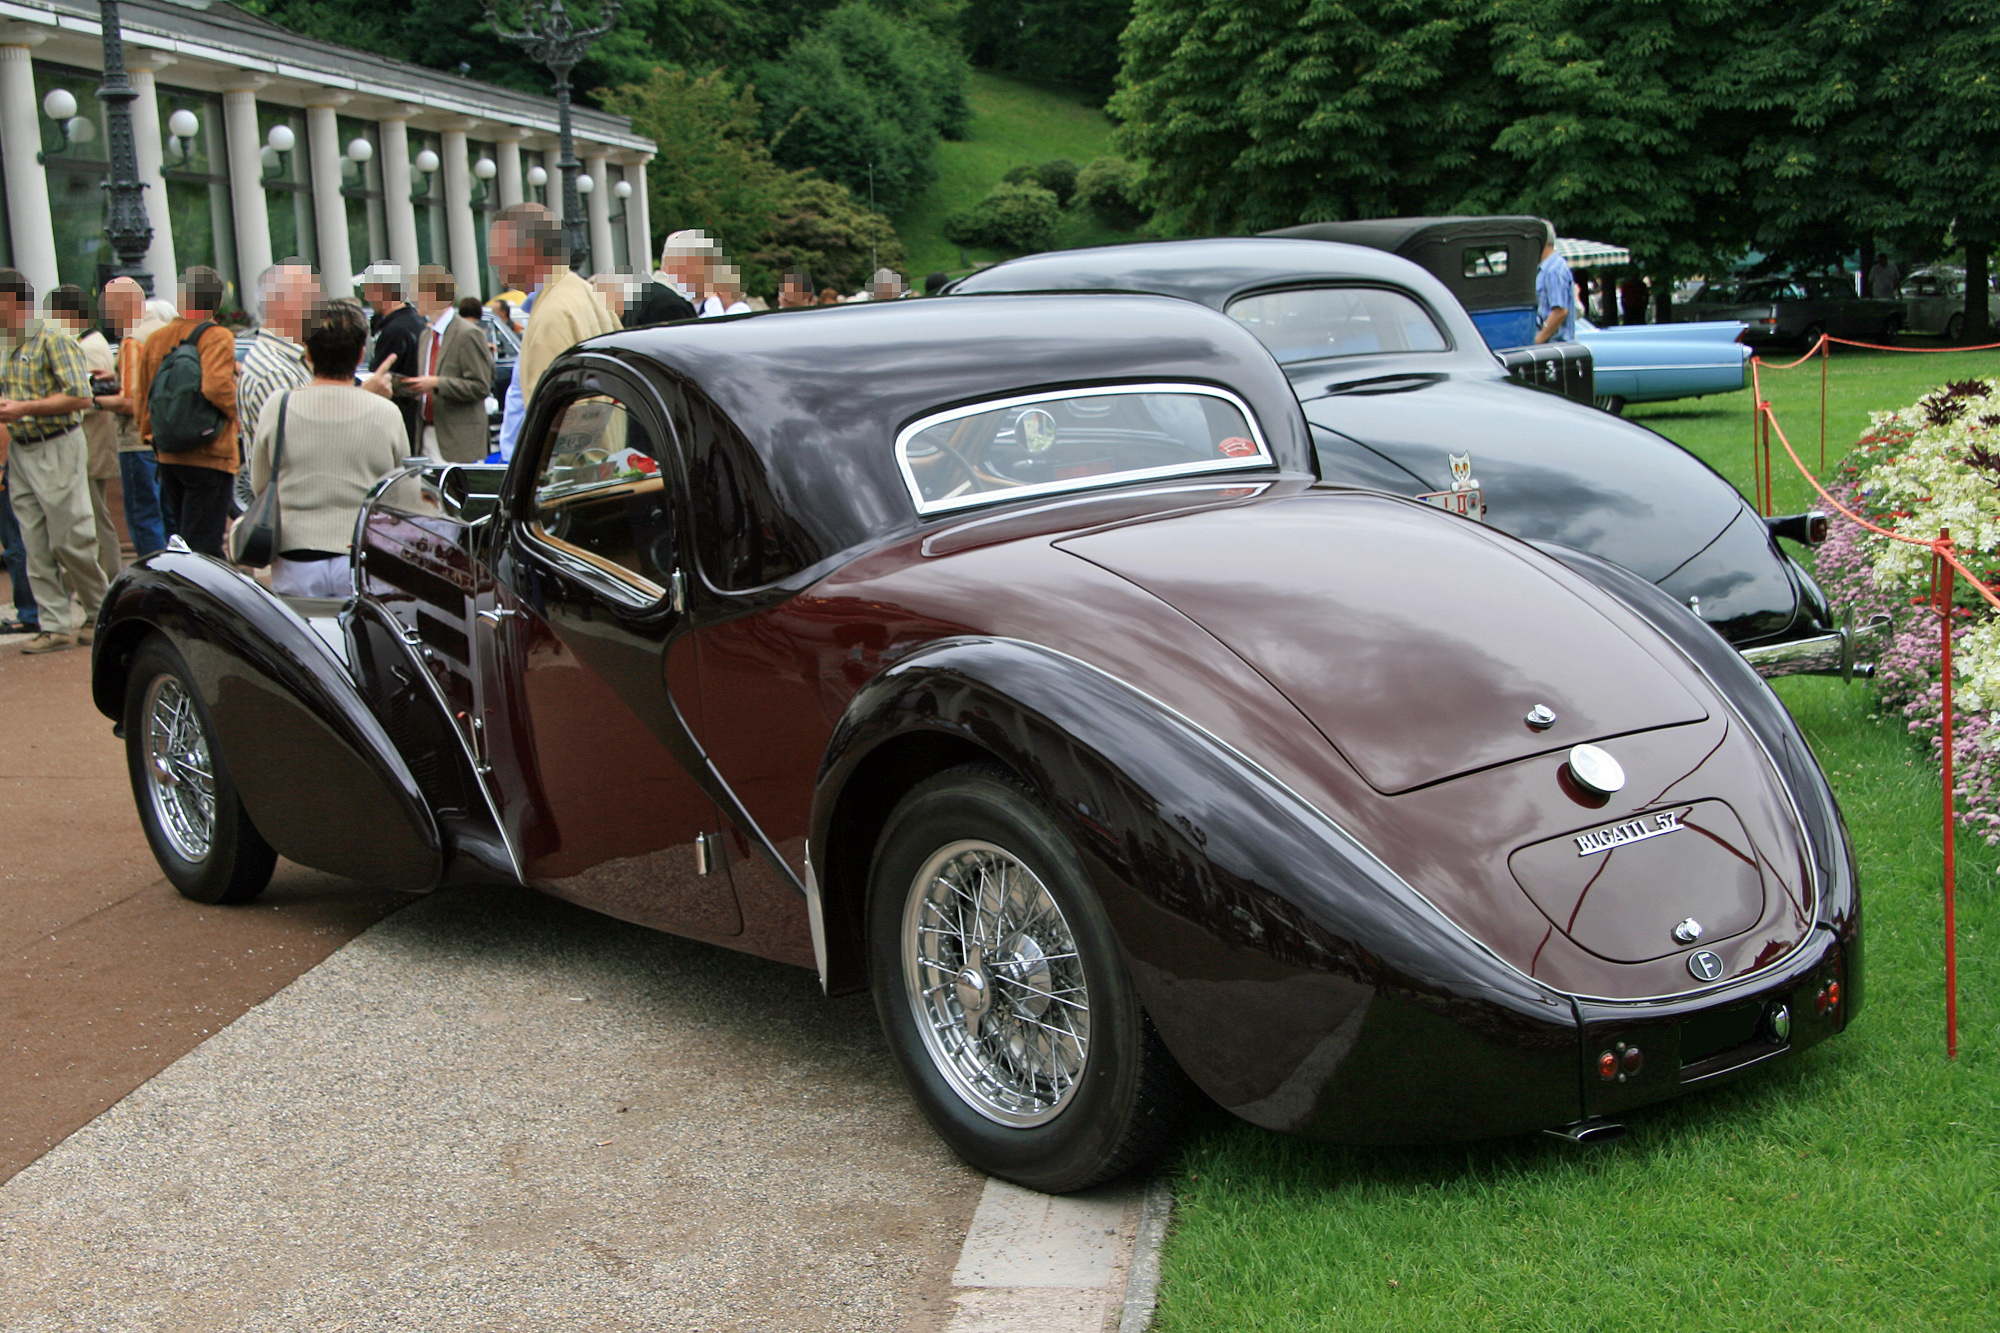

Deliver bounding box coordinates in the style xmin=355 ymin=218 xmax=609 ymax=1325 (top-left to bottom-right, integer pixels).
xmin=93 ymin=553 xmax=442 ymax=893
xmin=813 ymin=637 xmax=1580 ymax=1141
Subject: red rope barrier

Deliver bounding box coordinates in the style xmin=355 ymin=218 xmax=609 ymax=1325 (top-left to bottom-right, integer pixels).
xmin=1827 ymin=335 xmax=2000 ymax=353
xmin=1752 ymin=361 xmax=1981 ymax=1059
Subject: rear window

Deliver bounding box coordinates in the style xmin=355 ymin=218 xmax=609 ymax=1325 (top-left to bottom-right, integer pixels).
xmin=1224 ymin=287 xmax=1448 ymax=365
xmin=896 ymin=384 xmax=1271 ymax=516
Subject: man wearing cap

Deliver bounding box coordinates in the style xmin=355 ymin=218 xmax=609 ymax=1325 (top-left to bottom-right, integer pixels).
xmin=362 ymin=262 xmax=424 ymax=449
xmin=1534 ymin=225 xmax=1578 ymax=344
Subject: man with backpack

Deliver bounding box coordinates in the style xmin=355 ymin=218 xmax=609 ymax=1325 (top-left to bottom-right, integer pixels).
xmin=135 ymin=266 xmax=239 ymax=559
xmin=0 ymin=267 xmax=104 ymax=654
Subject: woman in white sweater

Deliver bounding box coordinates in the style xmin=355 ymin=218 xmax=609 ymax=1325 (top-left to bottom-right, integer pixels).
xmin=249 ymin=297 xmax=410 ymax=598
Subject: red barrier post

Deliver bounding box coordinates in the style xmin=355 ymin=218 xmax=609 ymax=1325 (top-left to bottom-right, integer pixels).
xmin=1937 ymin=529 xmax=1960 ymax=1060
xmin=1819 ymin=336 xmax=1829 ymax=473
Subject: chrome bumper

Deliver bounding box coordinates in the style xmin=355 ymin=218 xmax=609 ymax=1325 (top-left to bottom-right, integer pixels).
xmin=1741 ymin=615 xmax=1891 ymax=681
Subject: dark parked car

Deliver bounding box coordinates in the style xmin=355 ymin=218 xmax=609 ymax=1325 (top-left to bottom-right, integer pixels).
xmin=1265 ymin=215 xmax=1597 ymax=405
xmin=948 ymin=239 xmax=1868 ymax=677
xmin=93 ymin=296 xmax=1859 ymax=1190
xmin=1677 ymin=274 xmax=1901 ymax=347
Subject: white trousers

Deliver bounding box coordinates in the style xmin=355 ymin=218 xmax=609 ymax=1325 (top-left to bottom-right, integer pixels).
xmin=270 ymin=554 xmax=350 ymax=599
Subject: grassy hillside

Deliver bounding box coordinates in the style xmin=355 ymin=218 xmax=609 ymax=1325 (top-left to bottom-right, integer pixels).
xmin=894 ymin=70 xmax=1143 ymax=280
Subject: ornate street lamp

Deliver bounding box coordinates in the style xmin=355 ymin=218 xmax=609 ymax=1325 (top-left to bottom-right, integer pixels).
xmin=95 ymin=0 xmax=154 ymax=293
xmin=482 ymin=0 xmax=620 ymax=271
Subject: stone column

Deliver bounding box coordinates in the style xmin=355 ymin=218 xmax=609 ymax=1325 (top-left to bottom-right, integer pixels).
xmin=378 ymin=108 xmax=420 ymax=276
xmin=221 ymin=76 xmax=273 ymax=304
xmin=0 ymin=35 xmax=59 ymax=299
xmin=624 ymin=156 xmax=652 ymax=277
xmin=441 ymin=120 xmax=479 ymax=297
xmin=496 ymin=129 xmax=523 ymax=208
xmin=584 ymin=151 xmax=612 ymax=275
xmin=130 ymin=52 xmax=178 ymax=290
xmin=543 ymin=150 xmax=563 ymax=226
xmin=305 ymin=93 xmax=352 ymax=296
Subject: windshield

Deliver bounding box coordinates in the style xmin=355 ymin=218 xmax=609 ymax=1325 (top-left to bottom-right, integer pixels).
xmin=897 ymin=384 xmax=1271 ymax=515
xmin=1224 ymin=287 xmax=1448 ymax=365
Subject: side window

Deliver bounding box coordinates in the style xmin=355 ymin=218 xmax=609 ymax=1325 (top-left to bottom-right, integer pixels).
xmin=1225 ymin=287 xmax=1449 ymax=365
xmin=664 ymin=381 xmax=821 ymax=592
xmin=529 ymin=394 xmax=677 ymax=594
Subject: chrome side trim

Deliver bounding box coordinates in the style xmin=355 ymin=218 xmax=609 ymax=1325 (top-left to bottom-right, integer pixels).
xmin=803 ymin=852 xmax=829 ymax=992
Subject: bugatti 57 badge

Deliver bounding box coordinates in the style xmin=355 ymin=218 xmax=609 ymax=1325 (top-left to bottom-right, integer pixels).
xmin=1418 ymin=452 xmax=1483 ymax=522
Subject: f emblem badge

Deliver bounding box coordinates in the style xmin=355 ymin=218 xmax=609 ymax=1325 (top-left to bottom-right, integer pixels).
xmin=1687 ymin=950 xmax=1725 ymax=982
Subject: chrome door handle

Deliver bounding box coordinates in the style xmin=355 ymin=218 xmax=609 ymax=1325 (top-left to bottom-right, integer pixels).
xmin=476 ymin=608 xmax=520 ymax=623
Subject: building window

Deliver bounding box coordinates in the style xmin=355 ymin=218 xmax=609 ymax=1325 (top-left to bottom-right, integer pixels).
xmin=338 ymin=116 xmax=385 ymax=275
xmin=35 ymin=63 xmax=111 ymax=296
xmin=159 ymin=88 xmax=237 ymax=303
xmin=258 ymin=105 xmax=315 ymax=270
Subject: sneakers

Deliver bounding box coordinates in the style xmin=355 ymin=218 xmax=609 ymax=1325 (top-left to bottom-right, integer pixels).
xmin=18 ymin=632 xmax=76 ymax=655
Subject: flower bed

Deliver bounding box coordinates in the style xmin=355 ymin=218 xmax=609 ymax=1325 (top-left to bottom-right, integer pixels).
xmin=1818 ymin=378 xmax=2000 ymax=841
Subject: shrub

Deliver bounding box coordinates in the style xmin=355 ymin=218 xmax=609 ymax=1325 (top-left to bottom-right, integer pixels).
xmin=1074 ymin=155 xmax=1147 ymax=228
xmin=1034 ymin=158 xmax=1078 ymax=206
xmin=750 ymin=175 xmax=908 ymax=296
xmin=1817 ymin=379 xmax=2000 ymax=841
xmin=942 ymin=181 xmax=1062 ymax=253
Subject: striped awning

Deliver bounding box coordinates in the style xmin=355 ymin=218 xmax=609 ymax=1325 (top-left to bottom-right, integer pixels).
xmin=1557 ymin=237 xmax=1633 ymax=269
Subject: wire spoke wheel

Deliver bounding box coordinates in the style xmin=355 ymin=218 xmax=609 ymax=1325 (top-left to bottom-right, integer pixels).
xmin=142 ymin=673 xmax=216 ymax=862
xmin=902 ymin=839 xmax=1091 ymax=1126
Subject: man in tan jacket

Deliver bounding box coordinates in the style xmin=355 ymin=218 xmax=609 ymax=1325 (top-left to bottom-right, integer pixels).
xmin=135 ymin=266 xmax=239 ymax=559
xmin=489 ymin=202 xmax=617 ymax=459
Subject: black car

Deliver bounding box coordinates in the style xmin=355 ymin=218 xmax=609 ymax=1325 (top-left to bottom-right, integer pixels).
xmin=948 ymin=238 xmax=1872 ymax=677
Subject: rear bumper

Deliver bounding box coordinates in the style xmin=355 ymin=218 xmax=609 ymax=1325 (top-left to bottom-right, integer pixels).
xmin=1741 ymin=614 xmax=1890 ymax=680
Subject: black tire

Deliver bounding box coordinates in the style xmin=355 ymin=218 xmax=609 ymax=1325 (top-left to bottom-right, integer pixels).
xmin=123 ymin=633 xmax=277 ymax=905
xmin=867 ymin=763 xmax=1191 ymax=1192
xmin=1881 ymin=313 xmax=1903 ymax=341
xmin=1592 ymin=394 xmax=1627 ymax=416
xmin=1947 ymin=311 xmax=1966 ymax=342
xmin=1800 ymin=322 xmax=1827 ymax=350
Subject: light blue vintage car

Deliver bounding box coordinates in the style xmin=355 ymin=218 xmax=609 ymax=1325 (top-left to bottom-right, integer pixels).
xmin=1576 ymin=314 xmax=1751 ymax=415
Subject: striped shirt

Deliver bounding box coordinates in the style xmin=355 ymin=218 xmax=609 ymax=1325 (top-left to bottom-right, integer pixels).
xmin=237 ymin=329 xmax=311 ymax=455
xmin=1 ymin=319 xmax=91 ymax=442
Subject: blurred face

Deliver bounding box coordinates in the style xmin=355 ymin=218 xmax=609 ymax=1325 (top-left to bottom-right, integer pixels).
xmin=103 ymin=278 xmax=144 ymax=332
xmin=778 ymin=278 xmax=809 ymax=309
xmin=0 ymin=291 xmax=22 ymax=333
xmin=490 ymin=221 xmax=534 ymax=289
xmin=266 ymin=267 xmax=318 ymax=338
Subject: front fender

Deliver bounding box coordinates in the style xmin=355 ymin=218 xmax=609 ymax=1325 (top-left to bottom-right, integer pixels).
xmin=813 ymin=637 xmax=1582 ymax=1143
xmin=93 ymin=552 xmax=442 ymax=893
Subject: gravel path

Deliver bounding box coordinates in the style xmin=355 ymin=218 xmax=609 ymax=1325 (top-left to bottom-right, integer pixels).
xmin=0 ymin=883 xmax=985 ymax=1331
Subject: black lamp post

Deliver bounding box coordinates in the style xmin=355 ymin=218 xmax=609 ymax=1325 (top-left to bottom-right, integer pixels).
xmin=483 ymin=0 xmax=620 ymax=271
xmin=95 ymin=0 xmax=154 ymax=294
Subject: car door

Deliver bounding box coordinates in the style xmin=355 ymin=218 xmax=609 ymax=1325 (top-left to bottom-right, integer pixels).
xmin=473 ymin=367 xmax=744 ymax=939
xmin=1905 ymin=274 xmax=1945 ymax=333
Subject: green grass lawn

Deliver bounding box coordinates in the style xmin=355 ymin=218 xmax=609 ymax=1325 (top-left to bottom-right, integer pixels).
xmin=1627 ymin=344 xmax=2000 ymax=513
xmin=1152 ymin=365 xmax=2000 ymax=1330
xmin=894 ymin=70 xmax=1141 ymax=279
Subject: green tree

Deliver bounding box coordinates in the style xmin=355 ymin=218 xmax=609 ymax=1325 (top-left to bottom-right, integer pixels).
xmin=1111 ymin=0 xmax=1507 ymax=236
xmin=750 ymin=175 xmax=909 ymax=292
xmin=942 ymin=180 xmax=1061 ymax=251
xmin=962 ymin=0 xmax=1133 ymax=99
xmin=753 ymin=1 xmax=971 ymax=211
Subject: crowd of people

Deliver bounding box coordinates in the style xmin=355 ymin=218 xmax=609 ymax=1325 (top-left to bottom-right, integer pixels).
xmin=0 ymin=205 xmax=932 ymax=654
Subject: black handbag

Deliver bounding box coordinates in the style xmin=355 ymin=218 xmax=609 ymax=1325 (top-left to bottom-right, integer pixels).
xmin=230 ymin=391 xmax=289 ymax=568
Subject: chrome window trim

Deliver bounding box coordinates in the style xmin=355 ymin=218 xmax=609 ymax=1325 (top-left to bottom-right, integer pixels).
xmin=894 ymin=382 xmax=1274 ymax=517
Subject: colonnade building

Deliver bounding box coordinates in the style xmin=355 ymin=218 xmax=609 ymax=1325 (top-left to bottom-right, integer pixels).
xmin=0 ymin=0 xmax=658 ymax=310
